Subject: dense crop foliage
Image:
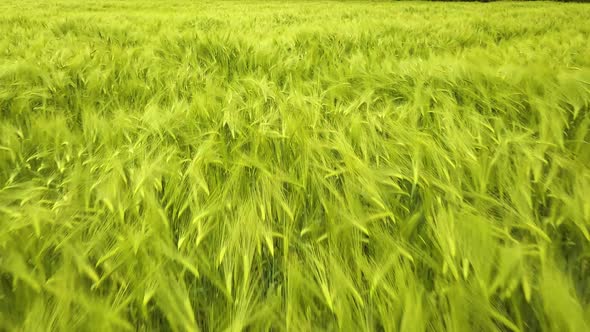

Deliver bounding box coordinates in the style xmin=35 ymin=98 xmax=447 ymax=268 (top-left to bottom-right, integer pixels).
xmin=1 ymin=1 xmax=590 ymax=331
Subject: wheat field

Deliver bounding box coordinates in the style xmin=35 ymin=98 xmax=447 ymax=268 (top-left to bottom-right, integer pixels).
xmin=1 ymin=1 xmax=590 ymax=331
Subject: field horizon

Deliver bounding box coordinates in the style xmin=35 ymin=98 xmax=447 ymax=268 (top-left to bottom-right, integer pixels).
xmin=1 ymin=1 xmax=590 ymax=331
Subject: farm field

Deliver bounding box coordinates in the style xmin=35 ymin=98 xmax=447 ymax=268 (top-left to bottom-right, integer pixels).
xmin=1 ymin=0 xmax=590 ymax=331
